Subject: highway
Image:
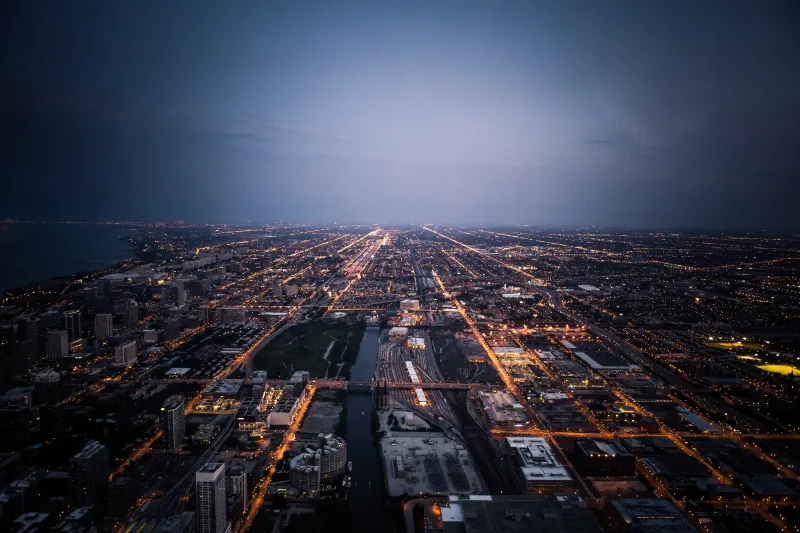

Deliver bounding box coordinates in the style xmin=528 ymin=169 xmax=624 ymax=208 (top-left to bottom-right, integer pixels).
xmin=326 ymin=230 xmax=384 ymax=313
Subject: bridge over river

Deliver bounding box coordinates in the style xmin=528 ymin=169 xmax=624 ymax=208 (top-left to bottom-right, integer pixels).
xmin=311 ymin=379 xmax=498 ymax=392
xmin=139 ymin=377 xmax=497 ymax=392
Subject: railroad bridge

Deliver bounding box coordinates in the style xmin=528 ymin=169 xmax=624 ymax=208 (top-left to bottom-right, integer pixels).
xmin=312 ymin=380 xmax=497 ymax=393
xmin=141 ymin=377 xmax=497 ymax=394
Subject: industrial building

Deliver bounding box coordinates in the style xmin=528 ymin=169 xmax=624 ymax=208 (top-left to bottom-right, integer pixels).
xmin=573 ymin=439 xmax=636 ymax=477
xmin=477 ymin=391 xmax=528 ymax=426
xmin=606 ymin=498 xmax=698 ymax=533
xmin=267 ymin=396 xmax=301 ymax=426
xmin=400 ymin=299 xmax=420 ymax=311
xmin=407 ymin=336 xmax=425 ymax=349
xmin=201 ymin=379 xmax=244 ymax=398
xmin=435 ymin=495 xmax=603 ymax=533
xmin=574 ymin=350 xmax=640 ymax=373
xmin=389 ymin=327 xmax=409 ymax=340
xmin=235 ymin=398 xmax=270 ymax=431
xmin=505 ymin=437 xmax=573 ymax=494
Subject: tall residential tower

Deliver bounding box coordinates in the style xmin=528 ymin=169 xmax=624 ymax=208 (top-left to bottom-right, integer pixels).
xmin=161 ymin=395 xmax=185 ymax=451
xmin=196 ymin=463 xmax=226 ymax=533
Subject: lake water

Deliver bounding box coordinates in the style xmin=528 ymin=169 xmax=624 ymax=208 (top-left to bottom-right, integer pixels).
xmin=0 ymin=223 xmax=135 ymax=295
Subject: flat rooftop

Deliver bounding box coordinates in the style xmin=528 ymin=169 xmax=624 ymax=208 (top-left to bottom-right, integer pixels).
xmin=202 ymin=379 xmax=243 ymax=396
xmin=609 ymin=498 xmax=698 ymax=533
xmin=381 ymin=435 xmax=483 ymax=497
xmin=575 ymin=350 xmax=640 ymax=371
xmin=478 ymin=391 xmax=527 ymax=424
xmin=506 ymin=437 xmax=571 ymax=483
xmin=576 ymin=439 xmax=633 ymax=458
xmin=439 ymin=496 xmax=603 ymax=533
xmin=274 ymin=397 xmax=299 ymax=413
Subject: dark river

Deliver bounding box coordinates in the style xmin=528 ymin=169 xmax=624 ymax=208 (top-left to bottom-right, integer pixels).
xmin=346 ymin=328 xmax=391 ymax=532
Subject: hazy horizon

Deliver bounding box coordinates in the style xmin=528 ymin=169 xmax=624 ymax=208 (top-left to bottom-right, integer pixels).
xmin=2 ymin=1 xmax=798 ymax=230
xmin=4 ymin=219 xmax=797 ymax=235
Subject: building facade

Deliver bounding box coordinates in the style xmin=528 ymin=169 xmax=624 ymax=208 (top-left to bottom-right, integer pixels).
xmin=63 ymin=310 xmax=82 ymax=343
xmin=71 ymin=440 xmax=110 ymax=506
xmin=95 ymin=314 xmax=113 ymax=341
xmin=505 ymin=437 xmax=573 ymax=494
xmin=124 ymin=300 xmax=139 ymax=330
xmin=221 ymin=307 xmax=247 ymax=325
xmin=114 ymin=341 xmax=137 ymax=366
xmin=161 ymin=395 xmax=185 ymax=451
xmin=289 ymin=434 xmax=347 ymax=493
xmin=196 ymin=463 xmax=226 ymax=533
xmin=46 ymin=330 xmax=68 ymax=361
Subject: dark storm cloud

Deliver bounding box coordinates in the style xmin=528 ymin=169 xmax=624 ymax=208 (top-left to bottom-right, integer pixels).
xmin=0 ymin=0 xmax=798 ymax=229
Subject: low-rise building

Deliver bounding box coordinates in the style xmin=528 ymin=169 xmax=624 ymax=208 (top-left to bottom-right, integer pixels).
xmin=606 ymin=498 xmax=698 ymax=533
xmin=400 ymin=299 xmax=420 ymax=311
xmin=478 ymin=391 xmax=528 ymax=426
xmin=573 ymin=439 xmax=636 ymax=477
xmin=505 ymin=437 xmax=572 ymax=494
xmin=389 ymin=327 xmax=409 ymax=340
xmin=435 ymin=495 xmax=603 ymax=533
xmin=407 ymin=336 xmax=425 ymax=350
xmin=202 ymin=379 xmax=243 ymax=399
xmin=267 ymin=396 xmax=300 ymax=427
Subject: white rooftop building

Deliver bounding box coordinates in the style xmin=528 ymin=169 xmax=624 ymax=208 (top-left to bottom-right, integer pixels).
xmin=505 ymin=437 xmax=573 ymax=494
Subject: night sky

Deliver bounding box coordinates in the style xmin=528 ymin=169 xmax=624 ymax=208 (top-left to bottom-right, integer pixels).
xmin=1 ymin=1 xmax=798 ymax=229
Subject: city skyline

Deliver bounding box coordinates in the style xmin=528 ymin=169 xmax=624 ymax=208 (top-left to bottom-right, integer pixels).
xmin=1 ymin=2 xmax=799 ymax=531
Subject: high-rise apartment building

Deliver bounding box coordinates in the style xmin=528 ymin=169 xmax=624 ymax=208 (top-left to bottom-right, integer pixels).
xmin=83 ymin=286 xmax=99 ymax=312
xmin=165 ymin=283 xmax=186 ymax=306
xmin=46 ymin=330 xmax=68 ymax=361
xmin=161 ymin=395 xmax=185 ymax=451
xmin=63 ymin=310 xmax=82 ymax=343
xmin=124 ymin=300 xmax=139 ymax=330
xmin=196 ymin=463 xmax=226 ymax=533
xmin=114 ymin=341 xmax=137 ymax=366
xmin=226 ymin=466 xmax=248 ymax=514
xmin=221 ymin=307 xmax=247 ymax=325
xmin=95 ymin=313 xmax=113 ymax=341
xmin=71 ymin=440 xmax=110 ymax=506
xmin=15 ymin=316 xmax=38 ymax=342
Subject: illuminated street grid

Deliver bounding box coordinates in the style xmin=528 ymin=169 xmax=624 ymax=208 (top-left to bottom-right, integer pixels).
xmin=2 ymin=224 xmax=800 ymax=532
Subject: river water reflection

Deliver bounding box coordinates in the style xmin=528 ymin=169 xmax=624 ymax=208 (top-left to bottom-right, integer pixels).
xmin=345 ymin=328 xmax=391 ymax=532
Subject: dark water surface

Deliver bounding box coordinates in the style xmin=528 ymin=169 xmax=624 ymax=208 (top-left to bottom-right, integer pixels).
xmin=0 ymin=223 xmax=134 ymax=295
xmin=346 ymin=329 xmax=391 ymax=533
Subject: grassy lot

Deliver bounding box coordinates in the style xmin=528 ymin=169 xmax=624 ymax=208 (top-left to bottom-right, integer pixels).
xmin=705 ymin=341 xmax=765 ymax=352
xmin=253 ymin=316 xmax=365 ymax=379
xmin=757 ymin=364 xmax=800 ymax=376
